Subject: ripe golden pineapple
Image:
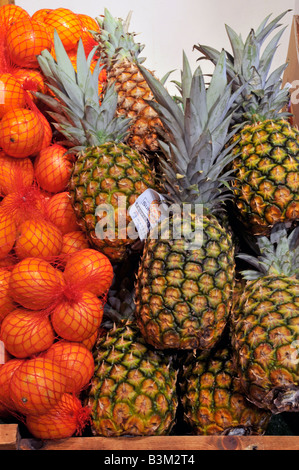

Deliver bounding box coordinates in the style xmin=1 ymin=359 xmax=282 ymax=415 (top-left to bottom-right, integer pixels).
xmin=88 ymin=320 xmax=178 ymax=437
xmin=195 ymin=11 xmax=299 ymax=235
xmin=37 ymin=32 xmax=156 ymax=263
xmin=180 ymin=345 xmax=271 ymax=435
xmin=93 ymin=9 xmax=164 ymax=155
xmin=85 ymin=272 xmax=178 ymax=437
xmin=231 ymin=224 xmax=299 ymax=413
xmin=134 ymin=51 xmax=244 ymax=350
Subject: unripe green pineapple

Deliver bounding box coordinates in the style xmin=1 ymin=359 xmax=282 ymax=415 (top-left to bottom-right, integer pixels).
xmin=195 ymin=11 xmax=299 ymax=235
xmin=231 ymin=224 xmax=299 ymax=413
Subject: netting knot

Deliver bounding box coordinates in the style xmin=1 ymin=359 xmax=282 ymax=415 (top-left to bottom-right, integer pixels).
xmin=75 ymin=404 xmax=92 ymax=436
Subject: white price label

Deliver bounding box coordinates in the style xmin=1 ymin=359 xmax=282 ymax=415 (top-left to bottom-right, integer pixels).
xmin=129 ymin=188 xmax=168 ymax=240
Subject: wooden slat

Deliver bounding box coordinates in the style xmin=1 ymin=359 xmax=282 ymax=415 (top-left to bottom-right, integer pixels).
xmin=0 ymin=424 xmax=18 ymax=450
xmin=18 ymin=434 xmax=299 ymax=451
xmin=0 ymin=0 xmax=15 ymax=6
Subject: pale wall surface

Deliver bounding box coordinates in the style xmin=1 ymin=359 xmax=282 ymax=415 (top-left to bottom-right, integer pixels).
xmin=16 ymin=0 xmax=296 ymax=93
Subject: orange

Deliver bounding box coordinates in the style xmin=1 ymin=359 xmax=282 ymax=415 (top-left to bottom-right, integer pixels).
xmin=26 ymin=393 xmax=91 ymax=439
xmin=31 ymin=8 xmax=52 ymax=24
xmin=15 ymin=218 xmax=63 ymax=261
xmin=90 ymin=59 xmax=107 ymax=86
xmin=0 ymin=73 xmax=26 ymax=118
xmin=0 ymin=268 xmax=16 ymax=324
xmin=37 ymin=112 xmax=53 ymax=152
xmin=44 ymin=8 xmax=83 ymax=52
xmin=0 ymin=308 xmax=55 ymax=358
xmin=6 ymin=17 xmax=52 ymax=68
xmin=34 ymin=144 xmax=74 ymax=193
xmin=64 ymin=48 xmax=77 ymax=65
xmin=51 ymin=290 xmax=104 ymax=342
xmin=46 ymin=192 xmax=78 ymax=235
xmin=0 ymin=4 xmax=30 ymax=32
xmin=0 ymin=253 xmax=17 ymax=269
xmin=9 ymin=356 xmax=66 ymax=415
xmin=9 ymin=257 xmax=65 ymax=310
xmin=12 ymin=68 xmax=47 ymax=103
xmin=0 ymin=358 xmax=24 ymax=416
xmin=63 ymin=248 xmax=114 ymax=297
xmin=81 ymin=328 xmax=100 ymax=350
xmin=0 ymin=187 xmax=49 ymax=227
xmin=0 ymin=209 xmax=17 ymax=260
xmin=77 ymin=13 xmax=100 ymax=34
xmin=44 ymin=341 xmax=94 ymax=393
xmin=77 ymin=13 xmax=99 ymax=56
xmin=60 ymin=231 xmax=90 ymax=259
xmin=0 ymin=152 xmax=34 ymax=196
xmin=0 ymin=108 xmax=44 ymax=158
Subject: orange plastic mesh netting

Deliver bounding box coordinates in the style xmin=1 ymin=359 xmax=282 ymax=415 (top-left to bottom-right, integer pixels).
xmin=25 ymin=392 xmax=91 ymax=439
xmin=43 ymin=340 xmax=95 ymax=394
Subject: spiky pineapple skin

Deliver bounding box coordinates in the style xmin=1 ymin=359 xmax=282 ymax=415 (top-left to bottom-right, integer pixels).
xmin=231 ymin=274 xmax=299 ymax=413
xmin=106 ymin=59 xmax=163 ymax=154
xmin=180 ymin=347 xmax=271 ymax=435
xmin=135 ymin=214 xmax=235 ymax=350
xmin=68 ymin=142 xmax=156 ymax=262
xmin=231 ymin=119 xmax=299 ymax=235
xmin=88 ymin=321 xmax=178 ymax=437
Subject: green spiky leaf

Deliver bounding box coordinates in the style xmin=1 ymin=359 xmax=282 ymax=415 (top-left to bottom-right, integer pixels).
xmin=37 ymin=29 xmax=132 ymax=149
xmin=239 ymin=224 xmax=299 ymax=279
xmin=194 ymin=10 xmax=291 ymax=123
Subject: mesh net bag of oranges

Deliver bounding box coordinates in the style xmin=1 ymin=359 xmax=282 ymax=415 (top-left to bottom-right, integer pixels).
xmin=0 ymin=4 xmax=113 ymax=440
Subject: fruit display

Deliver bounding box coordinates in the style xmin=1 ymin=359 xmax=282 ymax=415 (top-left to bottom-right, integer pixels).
xmin=0 ymin=3 xmax=298 ymax=445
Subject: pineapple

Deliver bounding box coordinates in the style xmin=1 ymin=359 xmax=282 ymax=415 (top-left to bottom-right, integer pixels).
xmin=134 ymin=51 xmax=244 ymax=350
xmin=231 ymin=223 xmax=299 ymax=413
xmin=195 ymin=11 xmax=299 ymax=235
xmin=88 ymin=299 xmax=178 ymax=436
xmin=180 ymin=344 xmax=271 ymax=435
xmin=37 ymin=32 xmax=156 ymax=263
xmin=93 ymin=8 xmax=165 ymax=155
xmin=85 ymin=268 xmax=178 ymax=437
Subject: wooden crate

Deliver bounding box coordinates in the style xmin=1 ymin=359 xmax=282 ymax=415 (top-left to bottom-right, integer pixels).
xmin=0 ymin=0 xmax=15 ymax=6
xmin=16 ymin=434 xmax=299 ymax=451
xmin=0 ymin=424 xmax=298 ymax=450
xmin=0 ymin=424 xmax=19 ymax=450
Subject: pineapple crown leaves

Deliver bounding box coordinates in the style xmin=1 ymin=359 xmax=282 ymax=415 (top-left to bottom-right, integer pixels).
xmin=238 ymin=223 xmax=299 ymax=280
xmin=138 ymin=50 xmax=245 ymax=210
xmin=102 ymin=286 xmax=136 ymax=329
xmin=194 ymin=10 xmax=291 ymax=122
xmin=95 ymin=8 xmax=146 ymax=66
xmin=36 ymin=30 xmax=132 ymax=148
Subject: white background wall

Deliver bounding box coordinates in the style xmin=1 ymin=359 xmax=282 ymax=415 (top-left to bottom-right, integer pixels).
xmin=16 ymin=0 xmax=296 ymax=93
